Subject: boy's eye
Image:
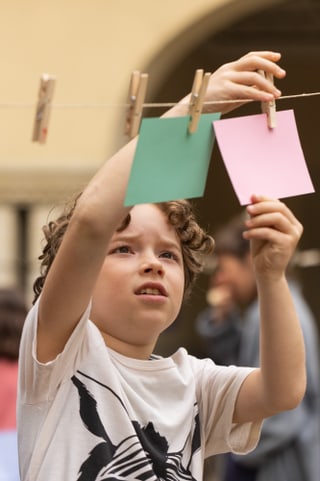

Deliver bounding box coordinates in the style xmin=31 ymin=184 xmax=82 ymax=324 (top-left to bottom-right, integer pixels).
xmin=114 ymin=245 xmax=130 ymax=254
xmin=160 ymin=251 xmax=177 ymax=260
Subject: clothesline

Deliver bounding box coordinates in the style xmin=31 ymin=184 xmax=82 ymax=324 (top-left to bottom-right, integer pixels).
xmin=0 ymin=91 xmax=319 ymax=110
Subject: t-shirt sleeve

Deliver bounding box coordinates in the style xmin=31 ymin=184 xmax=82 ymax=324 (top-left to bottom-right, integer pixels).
xmin=193 ymin=357 xmax=262 ymax=457
xmin=18 ymin=298 xmax=92 ymax=404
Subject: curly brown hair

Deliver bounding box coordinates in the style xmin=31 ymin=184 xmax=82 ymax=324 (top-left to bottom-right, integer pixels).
xmin=33 ymin=195 xmax=214 ymax=303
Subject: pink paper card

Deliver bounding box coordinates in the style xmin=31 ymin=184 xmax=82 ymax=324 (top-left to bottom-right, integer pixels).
xmin=213 ymin=110 xmax=315 ymax=205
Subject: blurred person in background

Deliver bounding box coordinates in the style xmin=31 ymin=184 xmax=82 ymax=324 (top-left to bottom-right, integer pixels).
xmin=0 ymin=288 xmax=27 ymax=481
xmin=195 ymin=211 xmax=320 ymax=481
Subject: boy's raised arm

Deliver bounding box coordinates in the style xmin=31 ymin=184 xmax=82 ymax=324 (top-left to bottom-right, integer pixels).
xmin=37 ymin=52 xmax=286 ymax=362
xmin=233 ymin=196 xmax=306 ymax=423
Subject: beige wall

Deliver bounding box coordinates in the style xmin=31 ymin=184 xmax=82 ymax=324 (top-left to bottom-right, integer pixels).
xmin=0 ymin=0 xmax=287 ymax=174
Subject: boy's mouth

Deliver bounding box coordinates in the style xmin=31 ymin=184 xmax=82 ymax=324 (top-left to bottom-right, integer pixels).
xmin=135 ymin=283 xmax=167 ymax=297
xmin=138 ymin=288 xmax=162 ymax=296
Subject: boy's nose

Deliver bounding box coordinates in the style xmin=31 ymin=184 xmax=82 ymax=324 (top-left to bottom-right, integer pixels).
xmin=139 ymin=256 xmax=164 ymax=276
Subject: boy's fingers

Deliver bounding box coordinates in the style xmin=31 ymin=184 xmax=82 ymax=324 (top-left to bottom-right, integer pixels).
xmin=226 ymin=72 xmax=282 ymax=97
xmin=233 ymin=52 xmax=286 ymax=79
xmin=245 ymin=198 xmax=303 ymax=239
xmin=242 ymin=51 xmax=282 ymax=62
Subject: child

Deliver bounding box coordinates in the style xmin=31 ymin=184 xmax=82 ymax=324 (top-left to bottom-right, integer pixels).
xmin=17 ymin=51 xmax=306 ymax=481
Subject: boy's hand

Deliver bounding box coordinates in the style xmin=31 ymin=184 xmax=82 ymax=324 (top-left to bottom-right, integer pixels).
xmin=243 ymin=195 xmax=303 ymax=280
xmin=204 ymin=51 xmax=286 ymax=114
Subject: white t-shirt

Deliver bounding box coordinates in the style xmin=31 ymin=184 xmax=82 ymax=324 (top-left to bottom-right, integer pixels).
xmin=17 ymin=301 xmax=261 ymax=481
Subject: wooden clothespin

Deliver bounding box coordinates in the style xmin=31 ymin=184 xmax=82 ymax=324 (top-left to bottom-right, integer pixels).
xmin=125 ymin=70 xmax=149 ymax=139
xmin=258 ymin=69 xmax=276 ymax=129
xmin=32 ymin=74 xmax=56 ymax=143
xmin=188 ymin=69 xmax=211 ymax=134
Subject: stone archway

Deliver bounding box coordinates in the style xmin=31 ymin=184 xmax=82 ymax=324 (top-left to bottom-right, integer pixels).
xmin=145 ymin=0 xmax=292 ymax=99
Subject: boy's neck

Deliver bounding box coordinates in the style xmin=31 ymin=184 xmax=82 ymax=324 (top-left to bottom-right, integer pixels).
xmin=99 ymin=330 xmax=155 ymax=360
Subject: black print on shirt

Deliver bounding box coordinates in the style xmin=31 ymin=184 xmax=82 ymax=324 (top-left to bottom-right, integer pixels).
xmin=71 ymin=373 xmax=200 ymax=481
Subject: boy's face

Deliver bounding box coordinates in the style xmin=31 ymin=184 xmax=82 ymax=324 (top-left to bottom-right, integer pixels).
xmin=90 ymin=204 xmax=185 ymax=358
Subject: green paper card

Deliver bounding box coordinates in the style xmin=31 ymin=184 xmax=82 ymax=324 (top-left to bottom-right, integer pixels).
xmin=124 ymin=113 xmax=220 ymax=206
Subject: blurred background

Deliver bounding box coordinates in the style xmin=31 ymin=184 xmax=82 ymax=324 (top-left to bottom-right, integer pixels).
xmin=0 ymin=0 xmax=319 ymax=357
